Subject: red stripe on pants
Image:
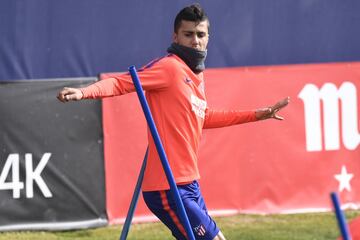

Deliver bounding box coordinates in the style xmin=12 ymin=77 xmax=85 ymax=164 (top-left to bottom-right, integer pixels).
xmin=160 ymin=191 xmax=188 ymax=239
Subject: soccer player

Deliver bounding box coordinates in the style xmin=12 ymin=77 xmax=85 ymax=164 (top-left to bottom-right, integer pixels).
xmin=57 ymin=4 xmax=289 ymax=240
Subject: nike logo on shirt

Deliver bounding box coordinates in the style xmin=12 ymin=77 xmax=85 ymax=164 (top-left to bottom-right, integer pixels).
xmin=184 ymin=77 xmax=192 ymax=84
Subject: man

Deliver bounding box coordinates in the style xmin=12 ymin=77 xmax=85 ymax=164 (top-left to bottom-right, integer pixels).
xmin=57 ymin=4 xmax=289 ymax=240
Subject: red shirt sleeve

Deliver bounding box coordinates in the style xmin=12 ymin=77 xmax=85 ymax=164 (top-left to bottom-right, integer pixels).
xmin=203 ymin=109 xmax=258 ymax=129
xmin=80 ymin=57 xmax=172 ymax=99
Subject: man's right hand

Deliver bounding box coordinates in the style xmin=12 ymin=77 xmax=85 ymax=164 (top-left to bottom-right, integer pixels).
xmin=57 ymin=87 xmax=83 ymax=103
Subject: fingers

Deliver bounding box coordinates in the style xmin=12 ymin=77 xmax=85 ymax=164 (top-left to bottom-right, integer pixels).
xmin=272 ymin=96 xmax=290 ymax=111
xmin=273 ymin=114 xmax=284 ymax=120
xmin=57 ymin=87 xmax=80 ymax=103
xmin=256 ymin=97 xmax=290 ymax=121
xmin=57 ymin=88 xmax=67 ymax=103
xmin=270 ymin=96 xmax=290 ymax=120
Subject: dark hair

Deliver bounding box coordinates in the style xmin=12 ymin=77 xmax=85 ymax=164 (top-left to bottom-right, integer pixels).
xmin=174 ymin=3 xmax=209 ymax=33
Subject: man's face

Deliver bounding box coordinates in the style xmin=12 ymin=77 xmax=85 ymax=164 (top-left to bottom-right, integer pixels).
xmin=173 ymin=20 xmax=209 ymax=51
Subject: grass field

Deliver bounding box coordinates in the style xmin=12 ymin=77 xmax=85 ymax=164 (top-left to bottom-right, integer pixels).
xmin=0 ymin=211 xmax=358 ymax=240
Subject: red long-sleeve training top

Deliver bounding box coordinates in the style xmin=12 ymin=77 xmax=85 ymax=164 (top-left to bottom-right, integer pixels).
xmin=80 ymin=54 xmax=257 ymax=191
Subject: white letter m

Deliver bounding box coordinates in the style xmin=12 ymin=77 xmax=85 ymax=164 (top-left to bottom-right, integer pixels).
xmin=298 ymin=82 xmax=360 ymax=151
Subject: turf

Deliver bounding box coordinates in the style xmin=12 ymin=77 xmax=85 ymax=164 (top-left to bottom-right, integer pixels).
xmin=0 ymin=211 xmax=358 ymax=240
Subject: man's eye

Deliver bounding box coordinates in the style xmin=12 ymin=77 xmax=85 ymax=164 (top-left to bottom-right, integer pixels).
xmin=197 ymin=33 xmax=206 ymax=38
xmin=185 ymin=34 xmax=192 ymax=37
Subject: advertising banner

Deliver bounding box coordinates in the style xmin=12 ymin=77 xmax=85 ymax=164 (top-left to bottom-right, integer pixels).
xmin=0 ymin=79 xmax=107 ymax=230
xmin=102 ymin=62 xmax=360 ymax=223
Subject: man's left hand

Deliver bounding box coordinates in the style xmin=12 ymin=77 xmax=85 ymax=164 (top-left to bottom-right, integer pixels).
xmin=255 ymin=97 xmax=290 ymax=120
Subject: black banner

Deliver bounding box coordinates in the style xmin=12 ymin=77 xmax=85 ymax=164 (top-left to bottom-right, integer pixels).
xmin=0 ymin=79 xmax=107 ymax=230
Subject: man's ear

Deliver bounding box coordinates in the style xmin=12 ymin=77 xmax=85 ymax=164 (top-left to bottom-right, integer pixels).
xmin=172 ymin=32 xmax=178 ymax=43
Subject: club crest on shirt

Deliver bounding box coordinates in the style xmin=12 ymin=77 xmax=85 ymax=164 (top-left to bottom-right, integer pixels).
xmin=191 ymin=94 xmax=207 ymax=119
xmin=194 ymin=224 xmax=206 ymax=236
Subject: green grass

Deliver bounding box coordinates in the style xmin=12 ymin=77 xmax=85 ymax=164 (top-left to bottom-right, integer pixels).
xmin=0 ymin=211 xmax=358 ymax=240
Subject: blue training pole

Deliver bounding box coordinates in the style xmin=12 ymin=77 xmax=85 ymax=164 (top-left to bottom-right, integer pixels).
xmin=119 ymin=147 xmax=148 ymax=240
xmin=128 ymin=66 xmax=196 ymax=240
xmin=330 ymin=192 xmax=352 ymax=240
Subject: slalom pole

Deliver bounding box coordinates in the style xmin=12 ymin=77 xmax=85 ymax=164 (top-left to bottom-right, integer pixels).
xmin=119 ymin=147 xmax=148 ymax=240
xmin=128 ymin=66 xmax=196 ymax=240
xmin=330 ymin=192 xmax=352 ymax=240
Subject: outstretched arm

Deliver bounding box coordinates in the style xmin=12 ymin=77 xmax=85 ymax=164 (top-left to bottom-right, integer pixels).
xmin=203 ymin=97 xmax=290 ymax=129
xmin=57 ymin=76 xmax=127 ymax=103
xmin=203 ymin=109 xmax=257 ymax=129
xmin=56 ymin=58 xmax=172 ymax=103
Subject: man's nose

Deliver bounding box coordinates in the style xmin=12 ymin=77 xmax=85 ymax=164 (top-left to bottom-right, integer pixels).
xmin=192 ymin=35 xmax=200 ymax=46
